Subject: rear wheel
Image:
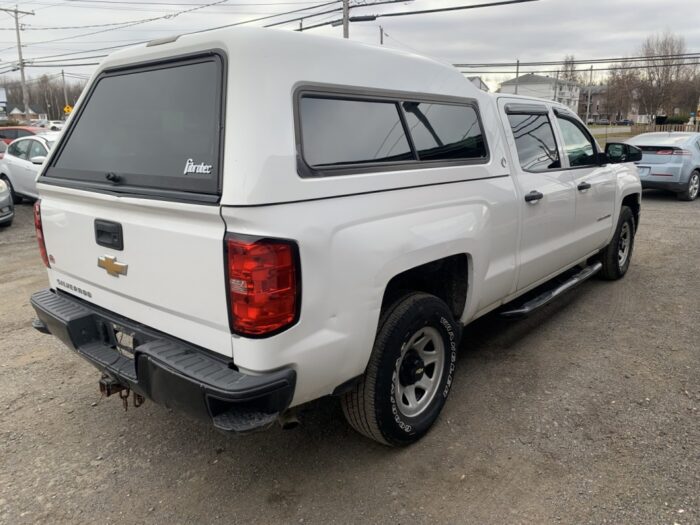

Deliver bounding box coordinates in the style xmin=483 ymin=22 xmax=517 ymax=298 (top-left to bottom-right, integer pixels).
xmin=341 ymin=292 xmax=459 ymax=446
xmin=678 ymin=170 xmax=699 ymax=201
xmin=599 ymin=205 xmax=635 ymax=280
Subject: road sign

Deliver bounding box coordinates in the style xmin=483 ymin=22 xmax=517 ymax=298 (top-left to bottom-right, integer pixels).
xmin=63 ymin=105 xmax=72 ymax=114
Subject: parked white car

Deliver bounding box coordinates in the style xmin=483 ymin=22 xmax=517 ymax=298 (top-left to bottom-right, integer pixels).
xmin=30 ymin=28 xmax=642 ymax=446
xmin=47 ymin=120 xmax=65 ymax=131
xmin=0 ymin=132 xmax=59 ymax=202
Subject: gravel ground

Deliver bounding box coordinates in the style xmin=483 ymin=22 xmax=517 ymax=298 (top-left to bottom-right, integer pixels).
xmin=1 ymin=193 xmax=698 ymax=525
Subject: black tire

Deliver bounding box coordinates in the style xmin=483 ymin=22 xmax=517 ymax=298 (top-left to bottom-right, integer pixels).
xmin=0 ymin=219 xmax=12 ymax=228
xmin=341 ymin=292 xmax=460 ymax=446
xmin=677 ymin=170 xmax=700 ymax=201
xmin=1 ymin=176 xmax=22 ymax=204
xmin=599 ymin=205 xmax=635 ymax=280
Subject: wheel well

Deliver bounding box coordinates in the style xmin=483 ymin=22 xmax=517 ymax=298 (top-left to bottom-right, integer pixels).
xmin=382 ymin=254 xmax=468 ymax=320
xmin=622 ymin=193 xmax=640 ymax=229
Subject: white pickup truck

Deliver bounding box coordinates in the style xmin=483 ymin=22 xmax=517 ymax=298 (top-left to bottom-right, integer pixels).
xmin=31 ymin=28 xmax=642 ymax=446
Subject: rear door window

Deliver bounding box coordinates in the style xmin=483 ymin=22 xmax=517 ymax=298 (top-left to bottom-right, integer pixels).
xmin=29 ymin=140 xmax=47 ymax=159
xmin=507 ymin=113 xmax=560 ymax=171
xmin=46 ymin=55 xmax=223 ymax=196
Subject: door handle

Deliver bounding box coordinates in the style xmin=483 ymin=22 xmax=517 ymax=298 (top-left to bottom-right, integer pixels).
xmin=94 ymin=219 xmax=124 ymax=251
xmin=577 ymin=181 xmax=592 ymax=191
xmin=524 ymin=190 xmax=544 ymax=203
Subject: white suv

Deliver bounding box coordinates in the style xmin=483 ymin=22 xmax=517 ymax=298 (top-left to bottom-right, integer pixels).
xmin=31 ymin=28 xmax=641 ymax=445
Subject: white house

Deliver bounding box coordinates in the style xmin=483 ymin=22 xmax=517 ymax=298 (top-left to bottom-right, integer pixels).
xmin=499 ymin=73 xmax=580 ymax=113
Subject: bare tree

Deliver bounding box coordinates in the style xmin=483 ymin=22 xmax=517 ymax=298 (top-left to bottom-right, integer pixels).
xmin=636 ymin=31 xmax=690 ymax=117
xmin=605 ymin=60 xmax=640 ymax=121
xmin=561 ymin=55 xmax=579 ymax=84
xmin=2 ymin=74 xmax=86 ymax=120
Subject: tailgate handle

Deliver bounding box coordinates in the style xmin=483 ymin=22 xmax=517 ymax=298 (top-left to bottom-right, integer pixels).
xmin=94 ymin=219 xmax=124 ymax=251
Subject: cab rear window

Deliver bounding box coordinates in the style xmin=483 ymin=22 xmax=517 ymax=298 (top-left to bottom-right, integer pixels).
xmin=46 ymin=54 xmax=223 ymax=197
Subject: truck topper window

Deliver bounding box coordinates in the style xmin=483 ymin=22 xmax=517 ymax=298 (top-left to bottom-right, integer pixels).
xmin=402 ymin=102 xmax=486 ymax=162
xmin=45 ymin=53 xmax=224 ymax=198
xmin=295 ymin=88 xmax=489 ymax=177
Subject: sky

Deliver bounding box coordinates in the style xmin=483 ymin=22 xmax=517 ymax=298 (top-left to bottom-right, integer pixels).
xmin=0 ymin=0 xmax=699 ymax=91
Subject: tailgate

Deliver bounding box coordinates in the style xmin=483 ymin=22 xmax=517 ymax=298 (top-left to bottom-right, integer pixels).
xmin=40 ymin=185 xmax=232 ymax=356
xmin=35 ymin=52 xmax=232 ymax=356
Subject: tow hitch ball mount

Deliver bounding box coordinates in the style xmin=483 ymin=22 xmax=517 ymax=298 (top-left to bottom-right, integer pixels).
xmin=99 ymin=374 xmax=145 ymax=411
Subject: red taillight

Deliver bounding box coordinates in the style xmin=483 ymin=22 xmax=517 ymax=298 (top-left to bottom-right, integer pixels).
xmin=225 ymin=235 xmax=299 ymax=337
xmin=34 ymin=200 xmax=50 ymax=268
xmin=655 ymin=149 xmax=690 ymax=156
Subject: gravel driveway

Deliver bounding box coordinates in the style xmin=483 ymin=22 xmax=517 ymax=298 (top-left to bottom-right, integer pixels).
xmin=1 ymin=193 xmax=698 ymax=525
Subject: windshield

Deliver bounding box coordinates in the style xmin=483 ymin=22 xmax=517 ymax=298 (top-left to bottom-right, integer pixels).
xmin=46 ymin=55 xmax=223 ymax=196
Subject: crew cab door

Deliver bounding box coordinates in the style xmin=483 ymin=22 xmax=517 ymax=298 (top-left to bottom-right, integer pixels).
xmin=551 ymin=109 xmax=616 ymax=256
xmin=498 ymin=100 xmax=577 ymax=290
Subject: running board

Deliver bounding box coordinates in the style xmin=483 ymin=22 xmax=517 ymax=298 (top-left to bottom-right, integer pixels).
xmin=500 ymin=262 xmax=602 ymax=318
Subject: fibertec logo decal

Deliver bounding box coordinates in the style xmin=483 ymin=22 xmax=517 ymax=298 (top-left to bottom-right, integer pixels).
xmin=183 ymin=158 xmax=213 ymax=175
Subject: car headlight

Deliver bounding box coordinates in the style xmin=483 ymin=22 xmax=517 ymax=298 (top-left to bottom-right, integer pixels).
xmin=0 ymin=179 xmax=8 ymax=194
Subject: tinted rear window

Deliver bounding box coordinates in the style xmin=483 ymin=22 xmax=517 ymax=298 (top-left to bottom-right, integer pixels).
xmin=299 ymin=97 xmax=413 ymax=167
xmin=629 ymin=134 xmax=691 ymax=146
xmin=297 ymin=93 xmax=488 ymax=176
xmin=48 ymin=56 xmax=223 ymax=195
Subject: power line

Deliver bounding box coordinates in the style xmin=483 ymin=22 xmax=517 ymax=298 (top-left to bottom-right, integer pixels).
xmin=461 ymin=61 xmax=700 ymax=76
xmin=63 ymin=0 xmax=326 ymax=5
xmin=299 ymin=0 xmax=539 ymax=30
xmin=0 ymin=0 xmax=341 ymax=67
xmin=373 ymin=0 xmax=538 ymax=18
xmin=456 ymin=52 xmax=700 ymax=68
xmin=19 ymin=0 xmax=230 ymax=47
xmin=267 ymin=0 xmax=409 ymax=29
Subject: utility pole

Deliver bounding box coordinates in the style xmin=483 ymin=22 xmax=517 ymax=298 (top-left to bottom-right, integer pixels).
xmin=342 ymin=0 xmax=349 ymax=39
xmin=514 ymin=59 xmax=520 ymax=95
xmin=379 ymin=25 xmax=383 ymax=45
xmin=0 ymin=6 xmax=35 ymax=118
xmin=585 ymin=65 xmax=593 ymax=124
xmin=553 ymin=70 xmax=559 ymax=102
xmin=61 ymin=69 xmax=68 ymax=108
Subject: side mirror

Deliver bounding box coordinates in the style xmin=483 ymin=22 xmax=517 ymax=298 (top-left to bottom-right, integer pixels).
xmin=605 ymin=143 xmax=642 ymax=164
xmin=30 ymin=156 xmax=46 ymax=165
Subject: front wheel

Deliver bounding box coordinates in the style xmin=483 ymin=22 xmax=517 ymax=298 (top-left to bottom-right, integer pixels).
xmin=678 ymin=170 xmax=700 ymax=201
xmin=599 ymin=205 xmax=635 ymax=280
xmin=341 ymin=292 xmax=460 ymax=446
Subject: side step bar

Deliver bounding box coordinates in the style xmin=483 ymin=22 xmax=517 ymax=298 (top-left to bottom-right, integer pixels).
xmin=500 ymin=262 xmax=603 ymax=318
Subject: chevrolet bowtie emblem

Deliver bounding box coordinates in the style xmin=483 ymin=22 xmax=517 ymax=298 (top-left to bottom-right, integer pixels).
xmin=97 ymin=255 xmax=128 ymax=277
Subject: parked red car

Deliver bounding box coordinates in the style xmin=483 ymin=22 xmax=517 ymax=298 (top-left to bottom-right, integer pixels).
xmin=0 ymin=126 xmax=43 ymax=145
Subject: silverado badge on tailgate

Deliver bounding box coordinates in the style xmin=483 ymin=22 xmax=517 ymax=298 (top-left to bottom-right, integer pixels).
xmin=97 ymin=255 xmax=128 ymax=277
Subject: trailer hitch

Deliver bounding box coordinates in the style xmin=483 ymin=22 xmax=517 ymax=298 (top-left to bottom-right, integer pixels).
xmin=99 ymin=374 xmax=145 ymax=411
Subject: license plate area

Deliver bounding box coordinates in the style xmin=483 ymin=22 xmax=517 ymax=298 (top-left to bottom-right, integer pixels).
xmin=112 ymin=324 xmax=138 ymax=359
xmin=638 ymin=166 xmax=650 ymax=176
